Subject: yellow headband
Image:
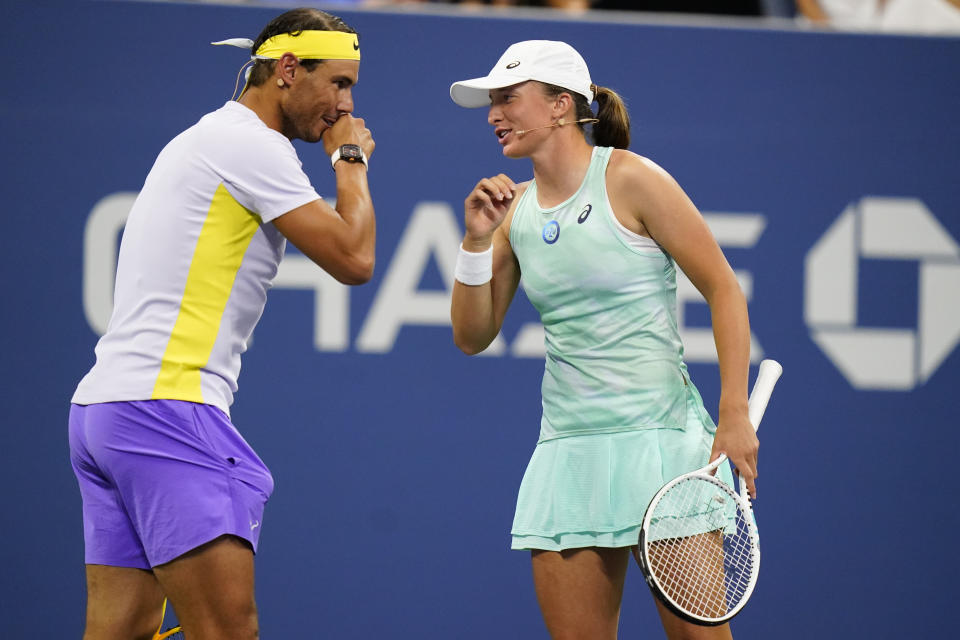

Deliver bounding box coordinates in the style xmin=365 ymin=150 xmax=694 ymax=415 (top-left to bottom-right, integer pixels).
xmin=255 ymin=31 xmax=360 ymax=61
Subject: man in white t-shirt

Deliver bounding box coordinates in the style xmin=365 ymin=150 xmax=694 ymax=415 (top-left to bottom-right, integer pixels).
xmin=881 ymin=0 xmax=960 ymax=33
xmin=69 ymin=8 xmax=375 ymax=640
xmin=797 ymin=0 xmax=960 ymax=31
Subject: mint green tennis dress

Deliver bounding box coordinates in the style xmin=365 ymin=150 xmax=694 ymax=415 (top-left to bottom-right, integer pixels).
xmin=509 ymin=146 xmax=734 ymax=551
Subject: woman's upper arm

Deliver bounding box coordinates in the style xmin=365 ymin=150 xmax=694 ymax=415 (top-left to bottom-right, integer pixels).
xmin=609 ymin=153 xmax=736 ymax=300
xmin=489 ymin=220 xmax=522 ymax=326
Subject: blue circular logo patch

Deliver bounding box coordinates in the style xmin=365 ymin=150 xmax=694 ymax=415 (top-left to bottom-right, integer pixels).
xmin=542 ymin=220 xmax=560 ymax=244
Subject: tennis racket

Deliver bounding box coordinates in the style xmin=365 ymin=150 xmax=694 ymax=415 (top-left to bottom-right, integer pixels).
xmin=153 ymin=598 xmax=183 ymax=640
xmin=633 ymin=358 xmax=782 ymax=626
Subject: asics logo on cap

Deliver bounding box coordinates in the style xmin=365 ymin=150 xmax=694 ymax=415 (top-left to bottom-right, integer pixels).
xmin=506 ymin=61 xmax=521 ymax=69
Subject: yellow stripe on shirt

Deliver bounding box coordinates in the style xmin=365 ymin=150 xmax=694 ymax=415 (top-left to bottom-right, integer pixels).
xmin=152 ymin=184 xmax=262 ymax=402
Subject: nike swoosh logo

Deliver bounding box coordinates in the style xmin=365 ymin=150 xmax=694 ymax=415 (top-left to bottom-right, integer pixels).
xmin=353 ymin=40 xmax=360 ymax=51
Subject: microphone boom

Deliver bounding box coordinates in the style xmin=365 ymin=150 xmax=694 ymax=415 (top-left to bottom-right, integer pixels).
xmin=516 ymin=117 xmax=599 ymax=136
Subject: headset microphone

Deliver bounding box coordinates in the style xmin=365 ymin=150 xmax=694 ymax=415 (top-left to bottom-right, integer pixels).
xmin=515 ymin=118 xmax=600 ymax=136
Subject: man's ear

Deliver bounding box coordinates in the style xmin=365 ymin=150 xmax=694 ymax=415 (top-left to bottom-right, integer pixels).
xmin=277 ymin=52 xmax=299 ymax=86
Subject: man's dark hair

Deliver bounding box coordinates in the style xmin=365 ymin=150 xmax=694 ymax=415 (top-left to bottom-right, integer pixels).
xmin=248 ymin=8 xmax=357 ymax=87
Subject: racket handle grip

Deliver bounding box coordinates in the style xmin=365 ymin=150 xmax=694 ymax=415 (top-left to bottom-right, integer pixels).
xmin=747 ymin=359 xmax=783 ymax=431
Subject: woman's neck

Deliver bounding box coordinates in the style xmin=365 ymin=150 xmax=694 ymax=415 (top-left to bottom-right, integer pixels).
xmin=529 ymin=134 xmax=595 ymax=208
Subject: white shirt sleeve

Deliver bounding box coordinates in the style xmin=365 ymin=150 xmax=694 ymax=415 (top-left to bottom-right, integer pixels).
xmin=212 ymin=112 xmax=323 ymax=224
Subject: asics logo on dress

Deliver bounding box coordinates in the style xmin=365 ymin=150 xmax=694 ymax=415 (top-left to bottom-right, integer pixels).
xmin=578 ymin=204 xmax=592 ymax=224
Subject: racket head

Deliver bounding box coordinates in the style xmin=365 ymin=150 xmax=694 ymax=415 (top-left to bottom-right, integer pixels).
xmin=635 ymin=469 xmax=760 ymax=626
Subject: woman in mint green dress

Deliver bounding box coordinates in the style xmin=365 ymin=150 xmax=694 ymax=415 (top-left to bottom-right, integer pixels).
xmin=449 ymin=40 xmax=756 ymax=640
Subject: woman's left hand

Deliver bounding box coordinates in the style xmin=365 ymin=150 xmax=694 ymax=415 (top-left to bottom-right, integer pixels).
xmin=709 ymin=407 xmax=759 ymax=499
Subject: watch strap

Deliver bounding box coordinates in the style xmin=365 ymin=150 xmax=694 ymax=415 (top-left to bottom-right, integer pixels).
xmin=330 ymin=145 xmax=368 ymax=169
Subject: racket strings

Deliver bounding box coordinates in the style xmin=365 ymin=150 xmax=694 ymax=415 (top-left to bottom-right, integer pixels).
xmin=645 ymin=477 xmax=757 ymax=619
xmin=648 ymin=535 xmax=728 ymax=618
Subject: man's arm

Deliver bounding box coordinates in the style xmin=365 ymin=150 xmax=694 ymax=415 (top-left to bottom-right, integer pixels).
xmin=273 ymin=114 xmax=376 ymax=285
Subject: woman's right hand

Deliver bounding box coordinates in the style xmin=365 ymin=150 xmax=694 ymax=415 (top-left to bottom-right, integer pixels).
xmin=463 ymin=174 xmax=516 ymax=248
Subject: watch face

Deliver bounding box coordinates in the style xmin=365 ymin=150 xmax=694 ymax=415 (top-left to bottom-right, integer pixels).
xmin=340 ymin=145 xmax=363 ymax=161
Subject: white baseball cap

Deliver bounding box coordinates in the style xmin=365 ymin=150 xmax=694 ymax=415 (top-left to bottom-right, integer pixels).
xmin=450 ymin=40 xmax=594 ymax=108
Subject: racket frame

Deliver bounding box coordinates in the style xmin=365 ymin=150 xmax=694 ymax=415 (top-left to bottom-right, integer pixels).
xmin=635 ymin=461 xmax=759 ymax=625
xmin=633 ymin=358 xmax=782 ymax=626
xmin=153 ymin=598 xmax=183 ymax=640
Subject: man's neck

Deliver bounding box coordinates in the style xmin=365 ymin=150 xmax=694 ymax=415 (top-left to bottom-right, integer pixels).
xmin=238 ymin=87 xmax=285 ymax=138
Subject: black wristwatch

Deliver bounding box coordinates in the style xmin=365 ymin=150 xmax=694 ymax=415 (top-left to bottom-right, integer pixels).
xmin=330 ymin=144 xmax=367 ymax=169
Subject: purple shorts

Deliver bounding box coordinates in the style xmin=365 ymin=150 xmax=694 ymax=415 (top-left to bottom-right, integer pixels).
xmin=69 ymin=400 xmax=274 ymax=569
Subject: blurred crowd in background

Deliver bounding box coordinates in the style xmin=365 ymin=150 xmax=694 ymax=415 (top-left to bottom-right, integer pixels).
xmin=236 ymin=0 xmax=960 ymax=34
xmin=792 ymin=0 xmax=960 ymax=31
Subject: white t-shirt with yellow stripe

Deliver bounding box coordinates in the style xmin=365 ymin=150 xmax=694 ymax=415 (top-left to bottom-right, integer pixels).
xmin=73 ymin=101 xmax=321 ymax=414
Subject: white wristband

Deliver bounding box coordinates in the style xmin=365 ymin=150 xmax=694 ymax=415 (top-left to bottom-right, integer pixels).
xmin=454 ymin=243 xmax=493 ymax=286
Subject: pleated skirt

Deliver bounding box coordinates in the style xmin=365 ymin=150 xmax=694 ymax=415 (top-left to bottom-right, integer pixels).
xmin=511 ymin=396 xmax=734 ymax=551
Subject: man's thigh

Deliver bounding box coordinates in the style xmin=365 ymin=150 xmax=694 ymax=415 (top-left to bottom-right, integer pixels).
xmin=84 ymin=564 xmax=164 ymax=640
xmin=153 ymin=535 xmax=258 ymax=640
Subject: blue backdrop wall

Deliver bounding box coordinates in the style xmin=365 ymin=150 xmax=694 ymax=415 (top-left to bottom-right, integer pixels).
xmin=3 ymin=1 xmax=959 ymax=637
